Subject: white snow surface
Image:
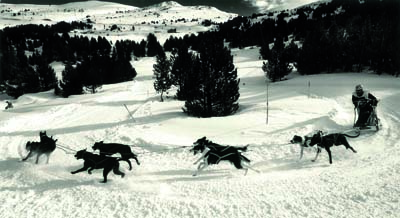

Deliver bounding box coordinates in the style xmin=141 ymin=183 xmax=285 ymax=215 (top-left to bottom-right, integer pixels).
xmin=0 ymin=0 xmax=236 ymax=44
xmin=1 ymin=1 xmax=400 ymax=218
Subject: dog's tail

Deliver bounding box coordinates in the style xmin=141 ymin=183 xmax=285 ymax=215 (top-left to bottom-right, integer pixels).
xmin=236 ymin=144 xmax=249 ymax=152
xmin=342 ymin=131 xmax=361 ymax=138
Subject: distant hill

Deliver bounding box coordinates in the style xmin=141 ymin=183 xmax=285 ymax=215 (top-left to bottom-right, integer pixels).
xmin=1 ymin=0 xmax=259 ymax=15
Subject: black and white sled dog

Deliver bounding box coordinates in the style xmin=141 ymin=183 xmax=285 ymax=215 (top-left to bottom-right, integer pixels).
xmin=22 ymin=131 xmax=57 ymax=164
xmin=290 ymin=134 xmax=314 ymax=160
xmin=71 ymin=149 xmax=125 ymax=183
xmin=291 ymin=130 xmax=359 ymax=164
xmin=92 ymin=141 xmax=140 ymax=170
xmin=190 ymin=136 xmax=259 ymax=176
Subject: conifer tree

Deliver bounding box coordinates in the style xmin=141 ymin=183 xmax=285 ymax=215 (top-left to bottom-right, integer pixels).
xmin=6 ymin=47 xmax=38 ymax=97
xmin=262 ymin=37 xmax=293 ymax=82
xmin=259 ymin=41 xmax=271 ymax=60
xmin=153 ymin=51 xmax=171 ymax=102
xmin=79 ymin=56 xmax=103 ymax=94
xmin=183 ymin=40 xmax=240 ymax=117
xmin=170 ymin=44 xmax=196 ymax=100
xmin=146 ymin=33 xmax=164 ymax=57
xmin=59 ymin=63 xmax=83 ymax=97
xmin=36 ymin=60 xmax=57 ymax=91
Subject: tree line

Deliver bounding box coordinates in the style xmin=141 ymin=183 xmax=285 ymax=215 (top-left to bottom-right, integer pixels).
xmin=0 ymin=22 xmax=166 ymax=98
xmin=164 ymin=0 xmax=399 ymax=81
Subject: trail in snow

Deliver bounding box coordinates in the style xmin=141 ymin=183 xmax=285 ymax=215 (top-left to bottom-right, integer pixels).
xmin=1 ymin=47 xmax=399 ymax=218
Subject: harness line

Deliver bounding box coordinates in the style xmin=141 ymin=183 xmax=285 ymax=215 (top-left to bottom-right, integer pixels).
xmin=208 ymin=152 xmax=236 ymax=164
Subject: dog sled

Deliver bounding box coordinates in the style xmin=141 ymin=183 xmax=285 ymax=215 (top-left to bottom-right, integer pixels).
xmin=353 ymin=99 xmax=381 ymax=132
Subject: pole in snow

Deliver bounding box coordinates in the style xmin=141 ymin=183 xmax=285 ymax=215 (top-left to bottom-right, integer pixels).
xmin=123 ymin=104 xmax=136 ymax=122
xmin=266 ymin=79 xmax=269 ymax=125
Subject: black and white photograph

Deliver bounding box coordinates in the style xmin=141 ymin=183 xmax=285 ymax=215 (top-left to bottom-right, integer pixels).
xmin=0 ymin=0 xmax=399 ymax=217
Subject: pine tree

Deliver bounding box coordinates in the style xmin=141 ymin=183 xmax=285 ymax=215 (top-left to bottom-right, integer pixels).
xmin=259 ymin=41 xmax=271 ymax=60
xmin=153 ymin=51 xmax=171 ymax=102
xmin=262 ymin=37 xmax=293 ymax=82
xmin=170 ymin=44 xmax=196 ymax=100
xmin=183 ymin=40 xmax=240 ymax=117
xmin=6 ymin=47 xmax=38 ymax=97
xmin=297 ymin=24 xmax=325 ymax=75
xmin=36 ymin=60 xmax=57 ymax=91
xmin=59 ymin=63 xmax=83 ymax=97
xmin=146 ymin=33 xmax=164 ymax=57
xmin=79 ymin=56 xmax=103 ymax=94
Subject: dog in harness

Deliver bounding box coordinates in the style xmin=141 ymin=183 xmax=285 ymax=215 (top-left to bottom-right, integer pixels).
xmin=308 ymin=130 xmax=359 ymax=164
xmin=290 ymin=135 xmax=314 ymax=160
xmin=190 ymin=137 xmax=259 ymax=176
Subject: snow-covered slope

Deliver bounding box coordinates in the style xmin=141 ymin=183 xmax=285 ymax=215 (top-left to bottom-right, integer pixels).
xmin=0 ymin=0 xmax=236 ymax=43
xmin=1 ymin=46 xmax=399 ymax=218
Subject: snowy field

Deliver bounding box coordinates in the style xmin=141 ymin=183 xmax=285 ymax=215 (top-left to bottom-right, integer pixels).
xmin=1 ymin=1 xmax=400 ymax=218
xmin=0 ymin=0 xmax=236 ymax=44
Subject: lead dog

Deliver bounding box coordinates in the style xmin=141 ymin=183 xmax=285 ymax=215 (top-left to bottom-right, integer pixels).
xmin=190 ymin=136 xmax=259 ymax=176
xmin=71 ymin=149 xmax=125 ymax=183
xmin=290 ymin=135 xmax=314 ymax=160
xmin=22 ymin=131 xmax=57 ymax=164
xmin=92 ymin=141 xmax=140 ymax=170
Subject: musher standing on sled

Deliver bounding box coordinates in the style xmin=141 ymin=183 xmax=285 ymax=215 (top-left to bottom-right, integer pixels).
xmin=352 ymin=84 xmax=378 ymax=128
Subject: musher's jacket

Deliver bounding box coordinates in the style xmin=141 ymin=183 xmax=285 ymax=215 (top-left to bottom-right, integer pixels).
xmin=352 ymin=90 xmax=378 ymax=108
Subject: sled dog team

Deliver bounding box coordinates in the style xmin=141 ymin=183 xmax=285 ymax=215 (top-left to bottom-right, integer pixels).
xmin=21 ymin=129 xmax=362 ymax=183
xmin=20 ymin=84 xmax=379 ymax=182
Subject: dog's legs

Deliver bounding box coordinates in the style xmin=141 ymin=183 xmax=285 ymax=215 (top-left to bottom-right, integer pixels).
xmin=113 ymin=163 xmax=125 ymax=179
xmin=243 ymin=168 xmax=249 ymax=176
xmin=35 ymin=153 xmax=41 ymax=164
xmin=125 ymin=159 xmax=133 ymax=171
xmin=196 ymin=161 xmax=205 ymax=170
xmin=101 ymin=167 xmax=113 ymax=183
xmin=45 ymin=153 xmax=51 ymax=164
xmin=193 ymin=153 xmax=208 ymax=165
xmin=133 ymin=156 xmax=140 ymax=165
xmin=326 ymin=147 xmax=332 ymax=164
xmin=193 ymin=161 xmax=208 ymax=176
xmin=88 ymin=167 xmax=94 ymax=174
xmin=312 ymin=148 xmax=321 ymax=162
xmin=242 ymin=162 xmax=260 ymax=174
xmin=299 ymin=145 xmax=304 ymax=160
xmin=71 ymin=165 xmax=90 ymax=174
xmin=118 ymin=158 xmax=133 ymax=171
xmin=22 ymin=151 xmax=32 ymax=161
xmin=343 ymin=141 xmax=357 ymax=153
